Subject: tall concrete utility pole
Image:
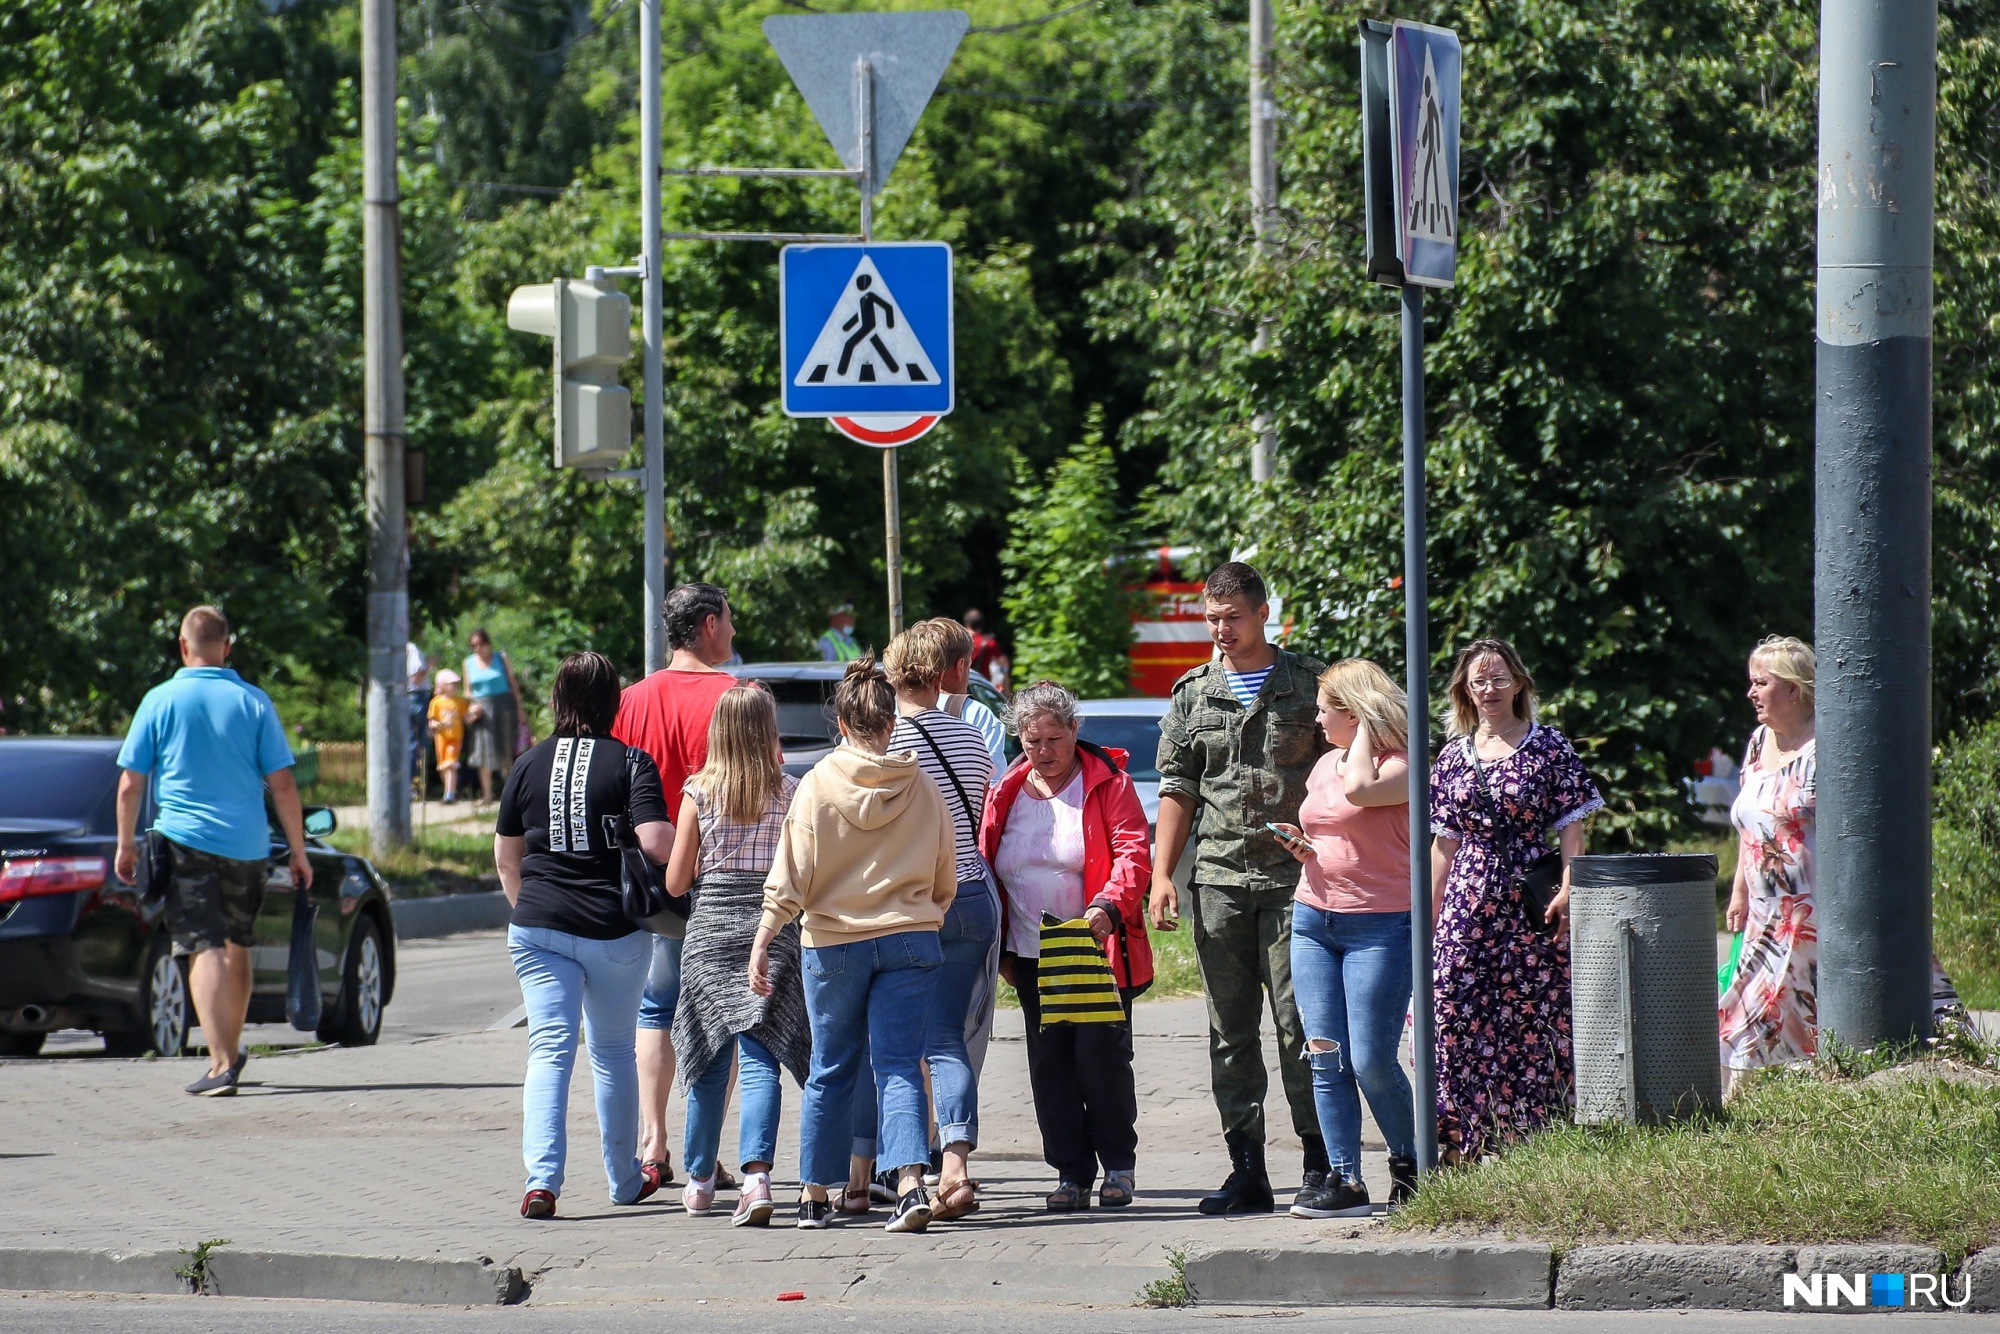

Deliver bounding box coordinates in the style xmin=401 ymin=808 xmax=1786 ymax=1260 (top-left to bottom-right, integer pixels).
xmin=1248 ymin=0 xmax=1276 ymax=483
xmin=1814 ymin=0 xmax=1936 ymax=1047
xmin=641 ymin=0 xmax=668 ymax=674
xmin=362 ymin=0 xmax=411 ymax=852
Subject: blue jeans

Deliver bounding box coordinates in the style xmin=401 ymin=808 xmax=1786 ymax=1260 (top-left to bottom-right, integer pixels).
xmin=684 ymin=1033 xmax=782 ymax=1180
xmin=636 ymin=934 xmax=682 ymax=1031
xmin=1288 ymin=903 xmax=1417 ymax=1183
xmin=508 ymin=924 xmax=653 ymax=1202
xmin=798 ymin=929 xmax=942 ymax=1188
xmin=925 ymin=877 xmax=999 ymax=1148
xmin=850 ymin=880 xmax=999 ymax=1158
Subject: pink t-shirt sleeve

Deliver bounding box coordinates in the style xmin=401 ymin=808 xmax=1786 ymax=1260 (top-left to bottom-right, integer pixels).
xmin=1294 ymin=749 xmax=1412 ymax=914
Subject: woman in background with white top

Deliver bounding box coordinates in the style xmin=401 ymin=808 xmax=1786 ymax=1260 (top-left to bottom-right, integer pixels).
xmin=1269 ymin=659 xmax=1418 ymax=1219
xmin=979 ymin=680 xmax=1155 ymax=1211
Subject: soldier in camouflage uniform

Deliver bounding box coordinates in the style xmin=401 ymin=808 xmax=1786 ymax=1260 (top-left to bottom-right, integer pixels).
xmin=1148 ymin=563 xmax=1331 ymax=1214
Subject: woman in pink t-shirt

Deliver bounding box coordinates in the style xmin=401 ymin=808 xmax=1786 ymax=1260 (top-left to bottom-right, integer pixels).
xmin=1268 ymin=659 xmax=1417 ymax=1220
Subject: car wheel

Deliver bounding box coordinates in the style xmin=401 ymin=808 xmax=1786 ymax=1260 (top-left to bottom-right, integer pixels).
xmin=0 ymin=1032 xmax=45 ymax=1058
xmin=107 ymin=937 xmax=191 ymax=1057
xmin=328 ymin=916 xmax=385 ymax=1047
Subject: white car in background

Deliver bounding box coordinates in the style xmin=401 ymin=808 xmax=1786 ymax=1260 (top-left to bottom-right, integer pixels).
xmin=1074 ymin=697 xmax=1192 ymax=892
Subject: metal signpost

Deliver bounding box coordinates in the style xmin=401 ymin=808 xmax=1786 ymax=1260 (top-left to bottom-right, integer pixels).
xmin=1361 ymin=16 xmax=1461 ymax=1175
xmin=657 ymin=10 xmax=967 ymax=635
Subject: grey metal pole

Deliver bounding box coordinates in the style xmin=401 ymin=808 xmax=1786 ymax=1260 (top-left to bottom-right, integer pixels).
xmin=361 ymin=0 xmax=410 ymax=853
xmin=640 ymin=0 xmax=667 ymax=675
xmin=1814 ymin=0 xmax=1937 ymax=1049
xmin=855 ymin=56 xmax=902 ymax=635
xmin=1402 ymin=281 xmax=1438 ymax=1171
xmin=1248 ymin=0 xmax=1276 ymax=483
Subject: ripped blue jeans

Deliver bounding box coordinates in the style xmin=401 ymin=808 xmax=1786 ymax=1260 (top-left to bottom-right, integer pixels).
xmin=1288 ymin=902 xmax=1417 ymax=1185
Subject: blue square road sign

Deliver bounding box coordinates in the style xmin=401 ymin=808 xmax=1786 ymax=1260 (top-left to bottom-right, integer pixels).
xmin=1389 ymin=20 xmax=1462 ymax=288
xmin=780 ymin=242 xmax=954 ymax=418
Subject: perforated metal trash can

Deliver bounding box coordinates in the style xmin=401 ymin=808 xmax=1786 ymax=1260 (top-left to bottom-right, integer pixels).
xmin=1570 ymin=853 xmax=1721 ymax=1124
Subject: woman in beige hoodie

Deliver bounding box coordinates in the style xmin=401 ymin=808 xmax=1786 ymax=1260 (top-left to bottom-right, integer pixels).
xmin=750 ymin=657 xmax=957 ymax=1232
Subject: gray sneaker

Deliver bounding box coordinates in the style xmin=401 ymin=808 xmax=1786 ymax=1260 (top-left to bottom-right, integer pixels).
xmin=184 ymin=1067 xmax=237 ymax=1097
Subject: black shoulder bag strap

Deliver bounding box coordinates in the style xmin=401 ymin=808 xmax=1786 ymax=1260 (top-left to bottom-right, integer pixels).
xmin=906 ymin=712 xmax=979 ymax=842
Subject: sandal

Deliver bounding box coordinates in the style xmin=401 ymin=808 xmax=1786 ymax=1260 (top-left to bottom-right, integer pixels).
xmin=1099 ymin=1170 xmax=1134 ymax=1209
xmin=642 ymin=1156 xmax=676 ymax=1187
xmin=521 ymin=1189 xmax=557 ymax=1220
xmin=1045 ymin=1180 xmax=1088 ymax=1212
xmin=714 ymin=1164 xmax=739 ymax=1191
xmin=930 ymin=1179 xmax=980 ymax=1222
xmin=837 ymin=1186 xmax=873 ymax=1215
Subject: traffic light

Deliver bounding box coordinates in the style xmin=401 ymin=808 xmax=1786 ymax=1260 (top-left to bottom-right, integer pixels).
xmin=506 ymin=277 xmax=633 ymax=470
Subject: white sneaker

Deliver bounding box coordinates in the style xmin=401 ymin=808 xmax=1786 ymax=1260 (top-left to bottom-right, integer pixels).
xmin=682 ymin=1174 xmax=717 ymax=1215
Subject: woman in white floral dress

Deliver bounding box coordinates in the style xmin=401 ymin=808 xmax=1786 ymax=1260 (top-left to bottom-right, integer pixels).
xmin=1718 ymin=636 xmax=1961 ymax=1081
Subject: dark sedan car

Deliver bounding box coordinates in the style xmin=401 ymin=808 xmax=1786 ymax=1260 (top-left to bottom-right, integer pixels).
xmin=0 ymin=738 xmax=396 ymax=1058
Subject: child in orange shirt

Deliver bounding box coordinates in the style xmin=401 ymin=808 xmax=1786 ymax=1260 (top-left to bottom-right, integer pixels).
xmin=428 ymin=670 xmax=468 ymax=804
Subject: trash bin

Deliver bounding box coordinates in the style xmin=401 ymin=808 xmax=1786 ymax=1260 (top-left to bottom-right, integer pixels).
xmin=1570 ymin=852 xmax=1721 ymax=1124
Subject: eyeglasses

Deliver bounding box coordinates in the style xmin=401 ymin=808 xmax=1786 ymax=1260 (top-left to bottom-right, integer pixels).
xmin=1469 ymin=677 xmax=1516 ymax=692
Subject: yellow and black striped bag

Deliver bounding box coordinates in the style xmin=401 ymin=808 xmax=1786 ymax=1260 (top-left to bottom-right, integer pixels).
xmin=1036 ymin=912 xmax=1127 ymax=1026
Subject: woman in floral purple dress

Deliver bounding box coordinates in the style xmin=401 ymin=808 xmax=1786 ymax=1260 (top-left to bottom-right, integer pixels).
xmin=1429 ymin=639 xmax=1602 ymax=1162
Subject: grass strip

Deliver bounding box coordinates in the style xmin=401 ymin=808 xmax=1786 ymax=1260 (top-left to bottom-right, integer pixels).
xmin=326 ymin=826 xmax=498 ymax=898
xmin=1393 ymin=1039 xmax=2000 ymax=1264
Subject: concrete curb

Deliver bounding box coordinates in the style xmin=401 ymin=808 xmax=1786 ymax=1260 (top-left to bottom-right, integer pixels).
xmin=206 ymin=1251 xmax=524 ymax=1304
xmin=1183 ymin=1241 xmax=1553 ymax=1308
xmin=0 ymin=1247 xmax=523 ymax=1305
xmin=1556 ymin=1244 xmax=1796 ymax=1311
xmin=390 ymin=890 xmax=511 ymax=941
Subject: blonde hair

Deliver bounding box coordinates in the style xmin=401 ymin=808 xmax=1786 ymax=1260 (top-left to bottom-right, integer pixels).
xmin=1318 ymin=659 xmax=1410 ymax=752
xmin=1444 ymin=638 xmax=1539 ymax=737
xmin=883 ymin=624 xmax=950 ymax=692
xmin=924 ymin=616 xmax=974 ymax=666
xmin=687 ymin=686 xmax=785 ymax=824
xmin=1749 ymin=635 xmax=1816 ymax=707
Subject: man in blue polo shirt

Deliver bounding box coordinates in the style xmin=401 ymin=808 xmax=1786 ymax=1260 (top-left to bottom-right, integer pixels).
xmin=114 ymin=606 xmax=312 ymax=1097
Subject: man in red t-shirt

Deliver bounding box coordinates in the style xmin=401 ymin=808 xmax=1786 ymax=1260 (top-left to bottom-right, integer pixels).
xmin=613 ymin=581 xmax=737 ymax=1185
xmin=963 ymin=608 xmax=1007 ymax=691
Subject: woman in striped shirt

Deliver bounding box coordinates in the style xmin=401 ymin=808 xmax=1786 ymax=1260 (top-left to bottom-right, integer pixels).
xmin=880 ymin=623 xmax=1000 ymax=1222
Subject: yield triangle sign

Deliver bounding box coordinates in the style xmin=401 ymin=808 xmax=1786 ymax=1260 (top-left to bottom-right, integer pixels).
xmin=793 ymin=255 xmax=939 ymax=388
xmin=762 ymin=10 xmax=969 ymax=198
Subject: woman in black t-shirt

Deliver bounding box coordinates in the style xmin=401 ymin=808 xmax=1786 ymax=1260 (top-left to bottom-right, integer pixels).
xmin=496 ymin=651 xmax=673 ymax=1220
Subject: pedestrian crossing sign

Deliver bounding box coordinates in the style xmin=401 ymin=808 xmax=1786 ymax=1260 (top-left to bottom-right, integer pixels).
xmin=780 ymin=242 xmax=953 ymax=426
xmin=1388 ymin=20 xmax=1461 ymax=288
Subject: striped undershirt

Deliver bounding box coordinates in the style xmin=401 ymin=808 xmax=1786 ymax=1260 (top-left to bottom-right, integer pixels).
xmin=891 ymin=708 xmax=995 ymax=882
xmin=1224 ymin=665 xmax=1273 ymax=708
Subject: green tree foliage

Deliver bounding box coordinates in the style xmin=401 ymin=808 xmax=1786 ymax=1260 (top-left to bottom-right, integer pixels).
xmin=1001 ymin=412 xmax=1139 ymax=698
xmin=0 ymin=0 xmax=359 ymax=729
xmin=1096 ymin=0 xmax=2000 ymax=844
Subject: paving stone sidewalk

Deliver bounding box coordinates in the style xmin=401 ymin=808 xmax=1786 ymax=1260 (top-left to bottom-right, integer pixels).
xmin=0 ymin=994 xmax=1392 ymax=1305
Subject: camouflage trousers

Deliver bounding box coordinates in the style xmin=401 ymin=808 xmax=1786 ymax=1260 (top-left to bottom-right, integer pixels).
xmin=1189 ymin=882 xmax=1317 ymax=1145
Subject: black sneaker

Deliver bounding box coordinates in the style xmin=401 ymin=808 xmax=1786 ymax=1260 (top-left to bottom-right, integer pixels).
xmin=885 ymin=1187 xmax=932 ymax=1233
xmin=1290 ymin=1176 xmax=1372 ymax=1219
xmin=869 ymin=1167 xmax=899 ymax=1204
xmin=184 ymin=1067 xmax=237 ymax=1098
xmin=797 ymin=1198 xmax=833 ymax=1230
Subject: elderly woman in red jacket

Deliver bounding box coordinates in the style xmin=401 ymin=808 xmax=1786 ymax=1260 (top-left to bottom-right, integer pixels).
xmin=979 ymin=679 xmax=1155 ymax=1212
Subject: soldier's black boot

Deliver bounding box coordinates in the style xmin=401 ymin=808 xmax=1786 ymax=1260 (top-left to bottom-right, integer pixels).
xmin=1300 ymin=1133 xmax=1331 ymax=1195
xmin=1388 ymin=1153 xmax=1420 ymax=1207
xmin=1198 ymin=1131 xmax=1275 ymax=1215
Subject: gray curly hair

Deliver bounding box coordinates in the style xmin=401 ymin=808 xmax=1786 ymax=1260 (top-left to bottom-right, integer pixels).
xmin=1006 ymin=679 xmax=1079 ymax=735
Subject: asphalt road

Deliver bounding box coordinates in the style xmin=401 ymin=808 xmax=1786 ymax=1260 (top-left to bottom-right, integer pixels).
xmin=1 ymin=1296 xmax=1992 ymax=1334
xmin=41 ymin=929 xmax=522 ymax=1056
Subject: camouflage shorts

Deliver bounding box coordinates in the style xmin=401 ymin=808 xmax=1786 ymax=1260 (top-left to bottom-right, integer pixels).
xmin=163 ymin=840 xmax=267 ymax=956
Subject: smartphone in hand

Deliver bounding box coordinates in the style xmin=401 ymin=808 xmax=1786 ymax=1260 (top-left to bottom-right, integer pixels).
xmin=1265 ymin=822 xmax=1310 ymax=852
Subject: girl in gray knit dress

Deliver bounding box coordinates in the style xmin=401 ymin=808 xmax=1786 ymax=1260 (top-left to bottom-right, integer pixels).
xmin=662 ymin=686 xmax=808 ymax=1227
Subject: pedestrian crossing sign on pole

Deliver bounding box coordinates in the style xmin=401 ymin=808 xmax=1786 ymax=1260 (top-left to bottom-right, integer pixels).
xmin=781 ymin=241 xmax=953 ymax=446
xmin=1388 ymin=20 xmax=1461 ymax=288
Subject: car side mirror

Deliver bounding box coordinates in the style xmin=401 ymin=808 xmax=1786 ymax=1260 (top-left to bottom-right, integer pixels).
xmin=304 ymin=806 xmax=337 ymax=839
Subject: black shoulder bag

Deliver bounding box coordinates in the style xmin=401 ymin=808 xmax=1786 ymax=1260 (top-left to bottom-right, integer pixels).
xmin=614 ymin=745 xmax=687 ymax=934
xmin=905 ymin=712 xmax=981 ymax=845
xmin=1465 ymin=736 xmax=1564 ymax=935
